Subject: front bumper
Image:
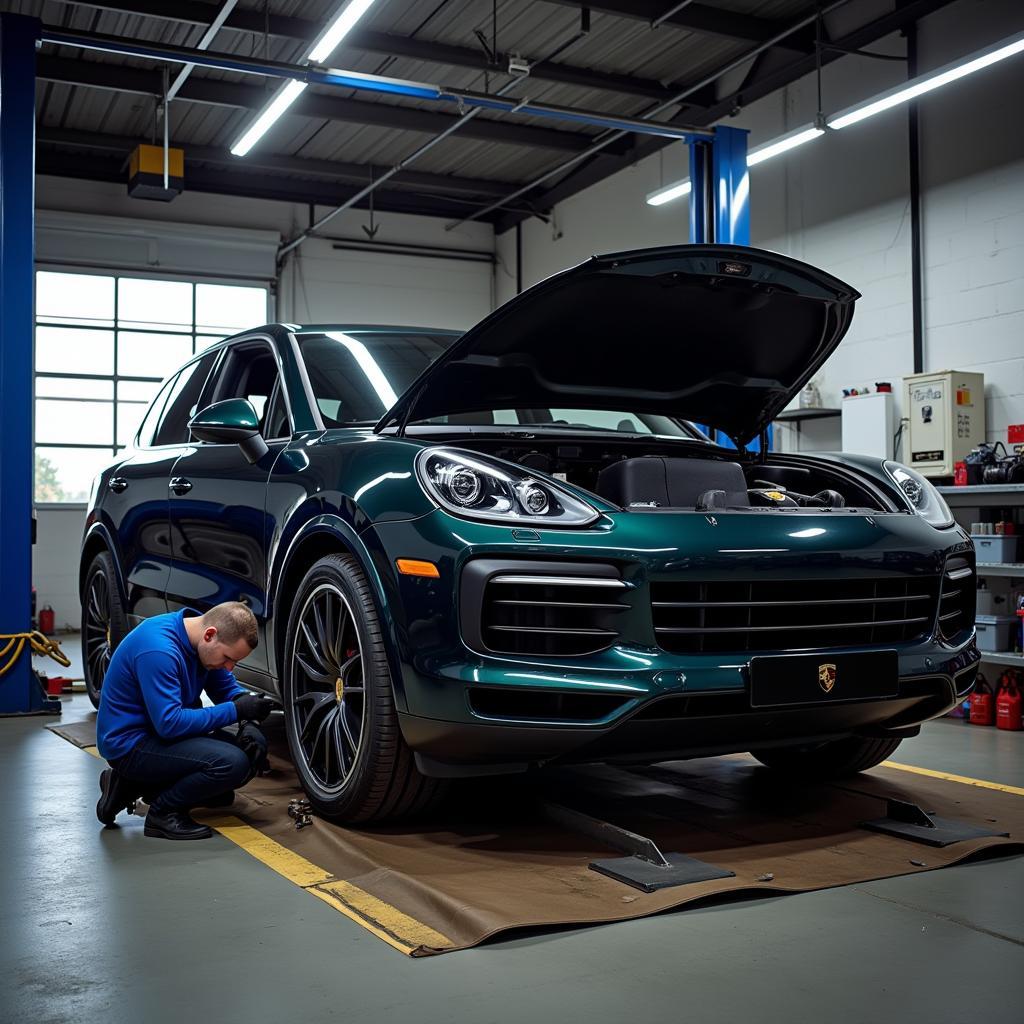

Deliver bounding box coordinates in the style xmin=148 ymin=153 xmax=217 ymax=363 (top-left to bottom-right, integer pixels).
xmin=368 ymin=508 xmax=978 ymax=774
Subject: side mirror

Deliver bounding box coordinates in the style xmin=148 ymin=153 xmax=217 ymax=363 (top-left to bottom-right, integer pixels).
xmin=189 ymin=399 xmax=270 ymax=464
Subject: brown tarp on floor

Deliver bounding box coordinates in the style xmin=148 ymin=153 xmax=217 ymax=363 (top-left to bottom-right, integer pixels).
xmin=52 ymin=715 xmax=1023 ymax=956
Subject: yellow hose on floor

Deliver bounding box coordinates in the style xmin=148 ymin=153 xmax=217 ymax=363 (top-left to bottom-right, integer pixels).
xmin=0 ymin=631 xmax=71 ymax=678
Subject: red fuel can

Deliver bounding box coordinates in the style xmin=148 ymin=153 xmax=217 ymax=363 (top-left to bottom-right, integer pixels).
xmin=39 ymin=604 xmax=55 ymax=635
xmin=996 ymin=675 xmax=1022 ymax=731
xmin=969 ymin=675 xmax=995 ymax=726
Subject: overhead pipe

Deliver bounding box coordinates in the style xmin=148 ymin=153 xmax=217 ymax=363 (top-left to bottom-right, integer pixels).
xmin=166 ymin=0 xmax=238 ymax=101
xmin=444 ymin=0 xmax=853 ymax=230
xmin=38 ymin=27 xmax=707 ymax=143
xmin=275 ymin=9 xmax=686 ymax=260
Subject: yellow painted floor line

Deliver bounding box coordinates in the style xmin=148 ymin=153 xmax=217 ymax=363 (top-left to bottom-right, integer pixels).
xmin=884 ymin=761 xmax=1024 ymax=797
xmin=200 ymin=815 xmax=334 ymax=888
xmin=53 ymin=731 xmax=451 ymax=956
xmin=192 ymin=814 xmax=453 ymax=955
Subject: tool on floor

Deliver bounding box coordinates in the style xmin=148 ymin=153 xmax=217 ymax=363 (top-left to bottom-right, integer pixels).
xmin=541 ymin=800 xmax=735 ymax=893
xmin=288 ymin=798 xmax=313 ymax=830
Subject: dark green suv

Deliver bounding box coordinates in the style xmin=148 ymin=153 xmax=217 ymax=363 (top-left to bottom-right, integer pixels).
xmin=80 ymin=245 xmax=979 ymax=822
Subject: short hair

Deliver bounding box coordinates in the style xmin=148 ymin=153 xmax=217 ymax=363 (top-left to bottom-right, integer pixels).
xmin=203 ymin=602 xmax=258 ymax=649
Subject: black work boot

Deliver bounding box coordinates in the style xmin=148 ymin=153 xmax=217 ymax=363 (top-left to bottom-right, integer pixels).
xmin=96 ymin=768 xmax=139 ymax=826
xmin=144 ymin=807 xmax=214 ymax=841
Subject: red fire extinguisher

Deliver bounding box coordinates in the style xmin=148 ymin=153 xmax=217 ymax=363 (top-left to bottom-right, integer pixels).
xmin=39 ymin=605 xmax=55 ymax=635
xmin=996 ymin=672 xmax=1022 ymax=731
xmin=969 ymin=673 xmax=995 ymax=726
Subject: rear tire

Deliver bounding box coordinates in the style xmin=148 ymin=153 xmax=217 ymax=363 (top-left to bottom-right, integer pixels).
xmin=751 ymin=735 xmax=903 ymax=776
xmin=81 ymin=551 xmax=129 ymax=709
xmin=282 ymin=553 xmax=446 ymax=823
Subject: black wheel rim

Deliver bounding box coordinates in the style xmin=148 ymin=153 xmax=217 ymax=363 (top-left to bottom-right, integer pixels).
xmin=290 ymin=583 xmax=365 ymax=794
xmin=84 ymin=569 xmax=112 ymax=692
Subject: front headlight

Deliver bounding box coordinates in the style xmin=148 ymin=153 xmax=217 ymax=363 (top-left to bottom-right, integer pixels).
xmin=883 ymin=461 xmax=954 ymax=528
xmin=415 ymin=447 xmax=599 ymax=527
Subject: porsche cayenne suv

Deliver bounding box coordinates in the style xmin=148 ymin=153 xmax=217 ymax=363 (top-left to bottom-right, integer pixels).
xmin=80 ymin=245 xmax=979 ymax=822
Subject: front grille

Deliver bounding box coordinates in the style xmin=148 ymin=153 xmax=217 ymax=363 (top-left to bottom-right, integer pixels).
xmin=938 ymin=556 xmax=975 ymax=639
xmin=480 ymin=573 xmax=629 ymax=656
xmin=652 ymin=576 xmax=941 ymax=654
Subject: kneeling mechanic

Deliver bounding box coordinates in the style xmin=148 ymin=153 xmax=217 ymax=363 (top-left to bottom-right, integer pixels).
xmin=95 ymin=601 xmax=273 ymax=840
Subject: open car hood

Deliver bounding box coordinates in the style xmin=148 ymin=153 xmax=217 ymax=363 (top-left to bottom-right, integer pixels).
xmin=376 ymin=245 xmax=859 ymax=445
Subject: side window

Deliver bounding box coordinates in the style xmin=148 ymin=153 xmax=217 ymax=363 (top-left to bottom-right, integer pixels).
xmin=136 ymin=374 xmax=177 ymax=448
xmin=213 ymin=344 xmax=288 ymax=438
xmin=153 ymin=352 xmax=218 ymax=446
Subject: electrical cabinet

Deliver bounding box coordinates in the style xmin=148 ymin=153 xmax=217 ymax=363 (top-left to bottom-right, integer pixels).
xmin=903 ymin=370 xmax=985 ymax=477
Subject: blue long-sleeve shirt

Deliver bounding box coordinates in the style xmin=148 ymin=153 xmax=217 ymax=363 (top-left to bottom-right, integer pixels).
xmin=97 ymin=608 xmax=244 ymax=761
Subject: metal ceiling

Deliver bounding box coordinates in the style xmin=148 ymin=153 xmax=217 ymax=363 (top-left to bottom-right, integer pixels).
xmin=6 ymin=0 xmax=958 ymax=229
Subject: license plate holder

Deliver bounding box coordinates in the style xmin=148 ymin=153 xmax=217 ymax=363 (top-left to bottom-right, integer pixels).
xmin=749 ymin=650 xmax=899 ymax=708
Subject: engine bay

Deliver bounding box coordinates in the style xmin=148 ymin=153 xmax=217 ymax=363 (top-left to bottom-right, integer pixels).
xmin=442 ymin=434 xmax=891 ymax=513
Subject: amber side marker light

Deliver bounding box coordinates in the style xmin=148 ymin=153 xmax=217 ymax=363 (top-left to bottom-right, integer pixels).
xmin=396 ymin=559 xmax=440 ymax=578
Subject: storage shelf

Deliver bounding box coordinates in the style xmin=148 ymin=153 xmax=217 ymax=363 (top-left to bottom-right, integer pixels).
xmin=938 ymin=483 xmax=1024 ymax=507
xmin=976 ymin=562 xmax=1024 ymax=578
xmin=774 ymin=407 xmax=841 ymax=424
xmin=979 ymin=650 xmax=1024 ymax=668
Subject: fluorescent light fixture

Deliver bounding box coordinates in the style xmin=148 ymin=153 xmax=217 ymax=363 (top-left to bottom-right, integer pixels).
xmin=646 ymin=30 xmax=1024 ymax=209
xmin=231 ymin=0 xmax=380 ymax=156
xmin=646 ymin=178 xmax=692 ymax=206
xmin=829 ymin=29 xmax=1024 ymax=130
xmin=308 ymin=0 xmax=380 ymax=64
xmin=746 ymin=125 xmax=823 ymax=166
xmin=231 ymin=79 xmax=307 ymax=156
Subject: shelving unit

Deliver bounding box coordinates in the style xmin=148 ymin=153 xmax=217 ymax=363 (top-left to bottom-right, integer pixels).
xmin=773 ymin=407 xmax=841 ymax=453
xmin=938 ymin=484 xmax=1023 ymax=673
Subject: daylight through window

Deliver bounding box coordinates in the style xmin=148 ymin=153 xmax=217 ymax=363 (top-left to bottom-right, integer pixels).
xmin=34 ymin=270 xmax=268 ymax=502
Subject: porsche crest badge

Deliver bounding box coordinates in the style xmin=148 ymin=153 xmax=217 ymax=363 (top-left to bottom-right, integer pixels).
xmin=818 ymin=662 xmax=837 ymax=693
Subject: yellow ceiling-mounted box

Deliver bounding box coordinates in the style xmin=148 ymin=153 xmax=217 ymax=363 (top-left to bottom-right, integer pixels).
xmin=128 ymin=144 xmax=184 ymax=201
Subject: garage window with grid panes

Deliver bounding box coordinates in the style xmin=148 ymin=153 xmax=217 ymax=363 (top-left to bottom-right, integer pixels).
xmin=34 ymin=271 xmax=268 ymax=502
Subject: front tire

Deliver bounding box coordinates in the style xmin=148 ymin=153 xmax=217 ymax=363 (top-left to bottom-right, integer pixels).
xmin=751 ymin=735 xmax=903 ymax=776
xmin=81 ymin=551 xmax=129 ymax=709
xmin=282 ymin=554 xmax=445 ymax=823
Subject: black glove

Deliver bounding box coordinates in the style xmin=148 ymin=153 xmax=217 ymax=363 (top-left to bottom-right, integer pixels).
xmin=233 ymin=692 xmax=272 ymax=723
xmin=236 ymin=721 xmax=270 ymax=775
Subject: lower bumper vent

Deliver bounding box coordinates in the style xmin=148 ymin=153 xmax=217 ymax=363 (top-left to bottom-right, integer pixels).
xmin=938 ymin=556 xmax=975 ymax=639
xmin=478 ymin=570 xmax=629 ymax=656
xmin=469 ymin=688 xmax=630 ymax=722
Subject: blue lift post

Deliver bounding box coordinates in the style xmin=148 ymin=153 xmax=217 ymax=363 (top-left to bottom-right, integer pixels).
xmin=688 ymin=124 xmax=769 ymax=452
xmin=0 ymin=14 xmax=44 ymax=714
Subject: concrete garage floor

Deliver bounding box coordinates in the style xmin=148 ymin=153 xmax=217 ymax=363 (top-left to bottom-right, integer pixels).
xmin=2 ymin=642 xmax=1023 ymax=1023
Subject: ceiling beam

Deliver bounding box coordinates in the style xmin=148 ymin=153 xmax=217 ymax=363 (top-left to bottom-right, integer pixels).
xmin=37 ymin=126 xmax=518 ymax=199
xmin=540 ymin=1 xmax=815 ymax=50
xmin=494 ymin=0 xmax=956 ymax=232
xmin=36 ymin=55 xmax=626 ymax=155
xmin=35 ymin=149 xmax=503 ymax=222
xmin=52 ymin=0 xmax=677 ymax=100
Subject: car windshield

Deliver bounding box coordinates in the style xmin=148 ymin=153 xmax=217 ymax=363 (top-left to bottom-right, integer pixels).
xmin=418 ymin=409 xmax=700 ymax=437
xmin=297 ymin=330 xmax=457 ymax=425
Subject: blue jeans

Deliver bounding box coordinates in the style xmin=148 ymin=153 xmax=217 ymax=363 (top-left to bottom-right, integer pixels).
xmin=111 ymin=728 xmax=264 ymax=814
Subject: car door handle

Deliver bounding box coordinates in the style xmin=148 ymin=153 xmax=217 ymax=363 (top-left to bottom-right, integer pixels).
xmin=109 ymin=477 xmax=129 ymax=493
xmin=170 ymin=477 xmax=193 ymax=495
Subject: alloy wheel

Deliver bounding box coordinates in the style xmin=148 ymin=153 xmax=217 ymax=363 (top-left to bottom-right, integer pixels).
xmin=83 ymin=568 xmax=113 ymax=692
xmin=290 ymin=582 xmax=365 ymax=793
